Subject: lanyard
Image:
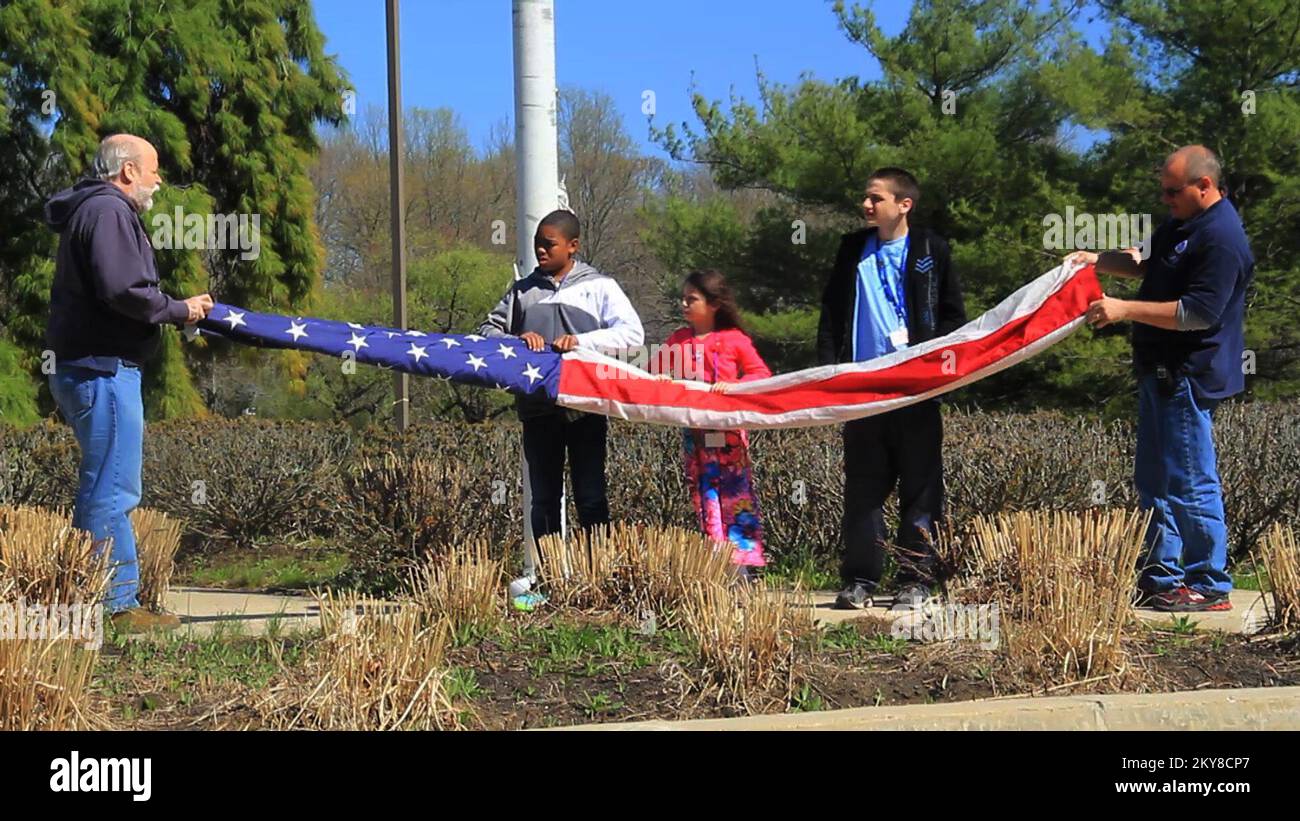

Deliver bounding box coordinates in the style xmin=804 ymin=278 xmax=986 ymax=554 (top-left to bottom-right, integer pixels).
xmin=873 ymin=234 xmax=909 ymax=325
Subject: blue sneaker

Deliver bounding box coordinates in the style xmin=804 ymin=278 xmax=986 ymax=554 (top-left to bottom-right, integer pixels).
xmin=512 ymin=592 xmax=547 ymax=612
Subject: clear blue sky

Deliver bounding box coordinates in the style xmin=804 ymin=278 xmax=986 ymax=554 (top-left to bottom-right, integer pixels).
xmin=310 ymin=0 xmax=910 ymax=154
xmin=309 ymin=1 xmax=1111 ymax=155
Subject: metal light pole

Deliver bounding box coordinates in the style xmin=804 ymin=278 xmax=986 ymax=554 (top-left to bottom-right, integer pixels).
xmin=387 ymin=0 xmax=410 ymax=431
xmin=513 ymin=0 xmax=562 ymax=579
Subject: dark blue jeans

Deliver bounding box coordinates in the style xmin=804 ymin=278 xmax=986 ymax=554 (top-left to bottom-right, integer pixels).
xmin=521 ymin=411 xmax=611 ymax=543
xmin=47 ymin=363 xmax=144 ymax=612
xmin=1134 ymin=374 xmax=1232 ymax=596
xmin=841 ymin=401 xmax=944 ymax=589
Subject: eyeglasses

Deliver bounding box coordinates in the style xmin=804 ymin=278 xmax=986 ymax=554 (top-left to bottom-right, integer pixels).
xmin=1161 ymin=182 xmax=1193 ymax=197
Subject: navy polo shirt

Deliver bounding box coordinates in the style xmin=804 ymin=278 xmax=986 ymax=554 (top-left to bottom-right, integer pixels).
xmin=1132 ymin=198 xmax=1254 ymax=400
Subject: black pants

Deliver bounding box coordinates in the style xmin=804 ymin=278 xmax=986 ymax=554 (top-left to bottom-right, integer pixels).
xmin=841 ymin=401 xmax=944 ymax=589
xmin=521 ymin=411 xmax=611 ymax=541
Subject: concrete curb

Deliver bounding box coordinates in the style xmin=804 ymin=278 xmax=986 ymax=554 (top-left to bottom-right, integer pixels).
xmin=559 ymin=686 xmax=1300 ymax=731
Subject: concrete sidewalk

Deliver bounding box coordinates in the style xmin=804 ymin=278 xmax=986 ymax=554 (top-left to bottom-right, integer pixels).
xmin=810 ymin=588 xmax=1273 ymax=634
xmin=162 ymin=586 xmax=321 ymax=637
xmin=563 ymin=685 xmax=1300 ymax=731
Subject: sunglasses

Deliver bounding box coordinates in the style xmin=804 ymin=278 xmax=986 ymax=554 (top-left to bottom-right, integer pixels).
xmin=1161 ymin=177 xmax=1214 ymax=198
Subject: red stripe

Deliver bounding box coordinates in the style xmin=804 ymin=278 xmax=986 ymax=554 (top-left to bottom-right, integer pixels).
xmin=558 ymin=265 xmax=1100 ymax=415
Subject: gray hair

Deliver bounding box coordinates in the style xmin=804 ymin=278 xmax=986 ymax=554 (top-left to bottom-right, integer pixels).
xmin=91 ymin=135 xmax=142 ymax=181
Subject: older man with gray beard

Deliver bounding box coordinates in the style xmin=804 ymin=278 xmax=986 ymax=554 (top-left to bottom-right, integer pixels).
xmin=44 ymin=133 xmax=214 ymax=632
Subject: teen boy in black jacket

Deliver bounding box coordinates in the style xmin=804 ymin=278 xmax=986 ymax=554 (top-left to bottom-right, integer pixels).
xmin=816 ymin=167 xmax=966 ymax=610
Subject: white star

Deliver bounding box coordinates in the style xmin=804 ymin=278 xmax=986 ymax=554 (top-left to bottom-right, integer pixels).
xmin=522 ymin=363 xmax=543 ymax=385
xmin=286 ymin=321 xmax=308 ymax=341
xmin=385 ymin=331 xmax=399 ymax=338
xmin=224 ymin=309 xmax=247 ymax=330
xmin=497 ymin=344 xmax=518 ymax=360
xmin=440 ymin=337 xmax=461 ymax=349
xmin=466 ymin=354 xmax=487 ymax=372
xmin=466 ymin=334 xmax=485 ymax=342
xmin=347 ymin=333 xmax=369 ymax=350
xmin=347 ymin=322 xmax=364 ymax=330
xmin=407 ymin=343 xmax=428 ymax=363
xmin=406 ymin=330 xmax=426 ymax=337
xmin=183 ymin=324 xmax=201 ymax=341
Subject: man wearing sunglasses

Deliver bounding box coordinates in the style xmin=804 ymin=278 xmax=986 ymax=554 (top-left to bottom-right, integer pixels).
xmin=1068 ymin=145 xmax=1254 ymax=612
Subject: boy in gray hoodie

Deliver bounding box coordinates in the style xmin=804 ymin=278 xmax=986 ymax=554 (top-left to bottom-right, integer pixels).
xmin=478 ymin=211 xmax=644 ymax=572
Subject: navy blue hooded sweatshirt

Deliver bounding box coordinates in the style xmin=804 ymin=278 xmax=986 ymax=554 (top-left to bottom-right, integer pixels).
xmin=44 ymin=179 xmax=190 ymax=372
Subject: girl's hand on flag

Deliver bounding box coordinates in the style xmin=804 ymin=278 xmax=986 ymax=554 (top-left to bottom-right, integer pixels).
xmin=552 ymin=334 xmax=579 ymax=352
xmin=710 ymin=382 xmax=732 ymax=394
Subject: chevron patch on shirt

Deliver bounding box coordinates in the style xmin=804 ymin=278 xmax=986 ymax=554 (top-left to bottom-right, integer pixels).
xmin=915 ymin=255 xmax=935 ymax=273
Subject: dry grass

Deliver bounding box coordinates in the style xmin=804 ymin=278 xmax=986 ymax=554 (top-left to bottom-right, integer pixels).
xmin=962 ymin=509 xmax=1149 ymax=685
xmin=679 ymin=581 xmax=813 ymax=711
xmin=537 ymin=523 xmax=737 ymax=621
xmin=131 ymin=507 xmax=181 ymax=612
xmin=404 ymin=537 xmax=504 ymax=634
xmin=0 ymin=578 xmax=105 ymax=730
xmin=259 ymin=590 xmax=463 ymax=730
xmin=1259 ymin=524 xmax=1300 ymax=631
xmin=0 ymin=505 xmax=109 ymax=606
xmin=0 ymin=634 xmax=103 ymax=730
xmin=538 ymin=523 xmax=815 ymax=712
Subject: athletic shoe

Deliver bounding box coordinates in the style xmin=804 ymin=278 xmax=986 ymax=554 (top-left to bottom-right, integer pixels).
xmin=892 ymin=583 xmax=936 ymax=611
xmin=511 ymin=592 xmax=547 ymax=612
xmin=1149 ymin=585 xmax=1232 ymax=612
xmin=833 ymin=582 xmax=873 ymax=610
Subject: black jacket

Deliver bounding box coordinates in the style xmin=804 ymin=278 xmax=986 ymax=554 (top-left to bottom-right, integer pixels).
xmin=816 ymin=226 xmax=966 ymax=366
xmin=44 ymin=179 xmax=189 ymax=371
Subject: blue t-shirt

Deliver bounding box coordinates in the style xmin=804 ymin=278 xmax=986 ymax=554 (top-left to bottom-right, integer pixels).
xmin=1133 ymin=198 xmax=1254 ymax=399
xmin=852 ymin=233 xmax=909 ymax=361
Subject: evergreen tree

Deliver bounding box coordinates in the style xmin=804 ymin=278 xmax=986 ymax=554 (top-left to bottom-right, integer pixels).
xmin=0 ymin=0 xmax=350 ymax=422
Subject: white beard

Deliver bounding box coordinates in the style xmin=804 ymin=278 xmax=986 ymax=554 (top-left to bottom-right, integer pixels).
xmin=133 ymin=183 xmax=160 ymax=213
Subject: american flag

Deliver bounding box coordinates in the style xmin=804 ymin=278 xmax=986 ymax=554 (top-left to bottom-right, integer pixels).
xmin=194 ymin=262 xmax=1101 ymax=430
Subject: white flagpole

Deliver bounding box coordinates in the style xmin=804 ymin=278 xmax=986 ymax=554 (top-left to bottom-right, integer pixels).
xmin=512 ymin=0 xmax=562 ymax=583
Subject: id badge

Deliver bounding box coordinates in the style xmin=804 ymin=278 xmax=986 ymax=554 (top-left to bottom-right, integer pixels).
xmin=889 ymin=326 xmax=910 ymax=347
xmin=704 ymin=431 xmax=727 ymax=449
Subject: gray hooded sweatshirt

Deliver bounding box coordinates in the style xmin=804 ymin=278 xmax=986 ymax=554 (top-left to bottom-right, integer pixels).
xmin=478 ymin=261 xmax=644 ymax=419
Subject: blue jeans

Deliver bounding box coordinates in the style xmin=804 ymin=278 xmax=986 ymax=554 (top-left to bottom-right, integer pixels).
xmin=1134 ymin=374 xmax=1232 ymax=596
xmin=48 ymin=363 xmax=144 ymax=612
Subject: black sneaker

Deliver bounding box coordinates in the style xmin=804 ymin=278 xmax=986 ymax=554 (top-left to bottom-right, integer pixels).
xmin=834 ymin=582 xmax=873 ymax=610
xmin=893 ymin=583 xmax=935 ymax=611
